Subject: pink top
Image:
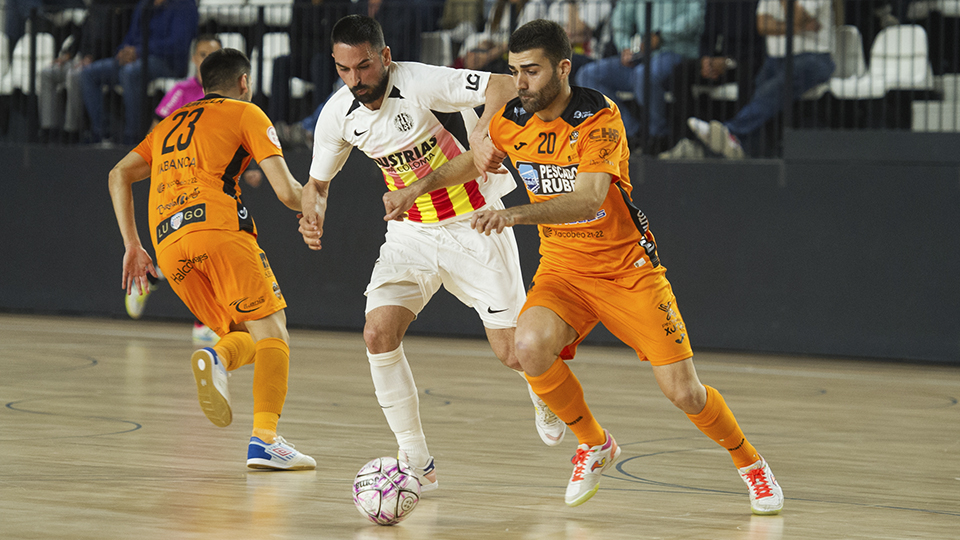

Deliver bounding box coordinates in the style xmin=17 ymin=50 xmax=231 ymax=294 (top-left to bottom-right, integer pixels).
xmin=155 ymin=77 xmax=205 ymax=118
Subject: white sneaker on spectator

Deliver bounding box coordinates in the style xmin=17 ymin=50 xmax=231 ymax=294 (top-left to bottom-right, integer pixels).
xmin=738 ymin=456 xmax=784 ymax=515
xmin=688 ymin=117 xmax=745 ymax=159
xmin=527 ymin=383 xmax=565 ymax=446
xmin=658 ymin=138 xmax=705 ymax=160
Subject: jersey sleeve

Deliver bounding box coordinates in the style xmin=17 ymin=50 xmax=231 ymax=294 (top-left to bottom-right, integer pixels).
xmin=240 ymin=105 xmax=284 ymax=163
xmin=308 ymin=101 xmax=352 ymax=182
xmin=133 ymin=130 xmax=154 ymax=165
xmin=576 ymin=104 xmax=626 ymax=178
xmin=400 ymin=63 xmax=491 ymax=113
xmin=486 ymin=107 xmax=508 ymax=154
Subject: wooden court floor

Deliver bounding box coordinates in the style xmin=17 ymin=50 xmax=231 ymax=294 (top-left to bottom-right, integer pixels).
xmin=1 ymin=313 xmax=957 ymax=539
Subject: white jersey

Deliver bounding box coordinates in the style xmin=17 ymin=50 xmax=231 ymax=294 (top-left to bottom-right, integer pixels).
xmin=310 ymin=61 xmax=515 ymax=225
xmin=758 ymin=0 xmax=834 ymax=57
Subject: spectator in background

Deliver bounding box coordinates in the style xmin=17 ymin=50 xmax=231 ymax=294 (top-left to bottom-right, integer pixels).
xmin=659 ymin=0 xmax=765 ymax=159
xmin=517 ymin=0 xmax=614 ymax=81
xmin=152 ymin=35 xmax=221 ymax=127
xmin=3 ymin=0 xmax=84 ymax=47
xmin=80 ymin=0 xmax=198 ymax=144
xmin=459 ymin=0 xmax=524 ymax=72
xmin=459 ymin=0 xmax=613 ymax=78
xmin=575 ymin=0 xmax=705 ymax=153
xmin=688 ymin=0 xmax=835 ymax=159
xmin=37 ymin=0 xmax=129 ymax=144
xmin=268 ymin=0 xmax=329 ymax=130
xmin=276 ymin=0 xmax=440 ymax=147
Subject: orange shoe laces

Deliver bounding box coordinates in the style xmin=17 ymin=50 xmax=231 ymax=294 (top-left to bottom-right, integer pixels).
xmin=745 ymin=467 xmax=773 ymax=498
xmin=570 ymin=448 xmax=590 ymax=481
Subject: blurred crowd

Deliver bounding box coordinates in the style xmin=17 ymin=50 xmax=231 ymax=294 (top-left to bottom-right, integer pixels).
xmin=0 ymin=0 xmax=955 ymax=157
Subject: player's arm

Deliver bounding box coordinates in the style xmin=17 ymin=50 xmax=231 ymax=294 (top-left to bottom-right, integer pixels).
xmin=469 ymin=73 xmax=514 ymax=175
xmin=258 ymin=155 xmax=303 ymax=212
xmin=107 ymin=151 xmax=157 ymax=295
xmin=471 ymin=172 xmax=611 ymax=235
xmin=383 ymin=150 xmax=480 ymax=221
xmin=299 ymin=176 xmax=330 ymax=251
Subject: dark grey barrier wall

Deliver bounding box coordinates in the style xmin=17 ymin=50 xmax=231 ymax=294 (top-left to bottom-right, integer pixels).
xmin=1 ymin=139 xmax=957 ymax=363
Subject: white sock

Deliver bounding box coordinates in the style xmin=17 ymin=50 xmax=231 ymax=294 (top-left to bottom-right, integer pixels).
xmin=367 ymin=344 xmax=430 ymax=466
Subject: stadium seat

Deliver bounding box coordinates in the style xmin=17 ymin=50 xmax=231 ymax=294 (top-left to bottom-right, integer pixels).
xmin=830 ymin=24 xmax=934 ymax=99
xmin=420 ymin=31 xmax=454 ymax=67
xmin=834 ymin=25 xmax=867 ymax=79
xmin=9 ymin=33 xmax=56 ymax=93
xmin=249 ymin=0 xmax=293 ymax=27
xmin=198 ymin=0 xmax=258 ymax=27
xmin=0 ymin=34 xmax=11 ymax=96
xmin=251 ymin=32 xmax=288 ymax=97
xmin=218 ymin=32 xmax=247 ymax=55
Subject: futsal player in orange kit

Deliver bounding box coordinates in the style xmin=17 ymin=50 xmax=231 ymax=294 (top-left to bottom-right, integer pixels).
xmin=386 ymin=19 xmax=783 ymax=513
xmin=107 ymin=48 xmax=315 ymax=470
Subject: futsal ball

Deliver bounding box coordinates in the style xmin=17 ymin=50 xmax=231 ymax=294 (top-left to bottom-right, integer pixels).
xmin=353 ymin=457 xmax=421 ymax=525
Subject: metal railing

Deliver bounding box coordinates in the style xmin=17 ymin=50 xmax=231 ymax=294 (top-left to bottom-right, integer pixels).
xmin=0 ymin=0 xmax=957 ymax=156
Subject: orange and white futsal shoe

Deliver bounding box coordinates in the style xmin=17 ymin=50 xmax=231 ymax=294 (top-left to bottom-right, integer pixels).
xmin=738 ymin=456 xmax=784 ymax=515
xmin=565 ymin=430 xmax=621 ymax=506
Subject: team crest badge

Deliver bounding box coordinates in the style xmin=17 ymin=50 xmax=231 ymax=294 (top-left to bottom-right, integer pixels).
xmin=394 ymin=112 xmax=414 ymax=132
xmin=171 ymin=212 xmax=184 ymax=230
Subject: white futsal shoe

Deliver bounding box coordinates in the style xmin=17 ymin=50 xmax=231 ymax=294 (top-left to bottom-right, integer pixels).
xmin=738 ymin=456 xmax=784 ymax=515
xmin=527 ymin=383 xmax=565 ymax=446
xmin=190 ymin=347 xmax=232 ymax=427
xmin=247 ymin=435 xmax=316 ymax=470
xmin=398 ymin=449 xmax=438 ymax=492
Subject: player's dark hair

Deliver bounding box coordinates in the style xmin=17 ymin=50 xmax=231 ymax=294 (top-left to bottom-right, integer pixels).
xmin=195 ymin=34 xmax=223 ymax=50
xmin=331 ymin=14 xmax=386 ymax=51
xmin=200 ymin=48 xmax=250 ymax=93
xmin=508 ymin=19 xmax=572 ymax=67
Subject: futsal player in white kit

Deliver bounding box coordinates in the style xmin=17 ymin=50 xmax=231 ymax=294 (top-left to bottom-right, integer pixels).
xmin=298 ymin=15 xmax=564 ymax=490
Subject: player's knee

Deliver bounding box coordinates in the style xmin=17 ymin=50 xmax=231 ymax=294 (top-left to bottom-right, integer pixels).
xmin=514 ymin=326 xmax=558 ymax=374
xmin=363 ymin=322 xmax=402 ymax=354
xmin=664 ymin=384 xmax=706 ymax=414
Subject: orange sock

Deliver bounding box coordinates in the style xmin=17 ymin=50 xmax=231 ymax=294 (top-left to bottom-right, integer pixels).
xmin=525 ymin=358 xmax=605 ymax=447
xmin=686 ymin=385 xmax=759 ymax=468
xmin=252 ymin=338 xmax=289 ymax=438
xmin=213 ymin=332 xmax=256 ymax=371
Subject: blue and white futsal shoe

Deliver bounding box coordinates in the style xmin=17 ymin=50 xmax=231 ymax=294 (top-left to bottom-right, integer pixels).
xmin=247 ymin=436 xmax=317 ymax=470
xmin=191 ymin=347 xmax=232 ymax=427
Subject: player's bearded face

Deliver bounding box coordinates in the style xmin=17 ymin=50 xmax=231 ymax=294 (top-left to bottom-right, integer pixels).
xmin=350 ymin=62 xmax=389 ymax=104
xmin=518 ymin=65 xmax=562 ymax=113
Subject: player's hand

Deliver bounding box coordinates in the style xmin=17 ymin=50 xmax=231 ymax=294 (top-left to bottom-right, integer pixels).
xmin=121 ymin=245 xmax=157 ymax=296
xmin=383 ymin=188 xmax=417 ymax=222
xmin=470 ymin=209 xmax=514 ymax=235
xmin=470 ymin=133 xmax=507 ymax=180
xmin=298 ymin=211 xmax=324 ymax=250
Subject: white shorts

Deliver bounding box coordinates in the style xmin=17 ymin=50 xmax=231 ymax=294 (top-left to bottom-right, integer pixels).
xmin=364 ymin=204 xmax=526 ymax=329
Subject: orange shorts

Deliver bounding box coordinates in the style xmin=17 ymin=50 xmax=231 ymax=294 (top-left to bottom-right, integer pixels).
xmin=156 ymin=229 xmax=287 ymax=336
xmin=522 ymin=263 xmax=692 ymax=366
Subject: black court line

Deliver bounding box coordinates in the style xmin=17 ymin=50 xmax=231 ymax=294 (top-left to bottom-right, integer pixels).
xmin=5 ymin=397 xmax=142 ymax=439
xmin=608 ymin=451 xmax=960 ymax=518
xmin=1 ymin=353 xmax=99 ymax=376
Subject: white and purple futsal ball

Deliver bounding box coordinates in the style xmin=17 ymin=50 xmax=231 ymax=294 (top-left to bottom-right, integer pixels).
xmin=353 ymin=457 xmax=421 ymax=525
